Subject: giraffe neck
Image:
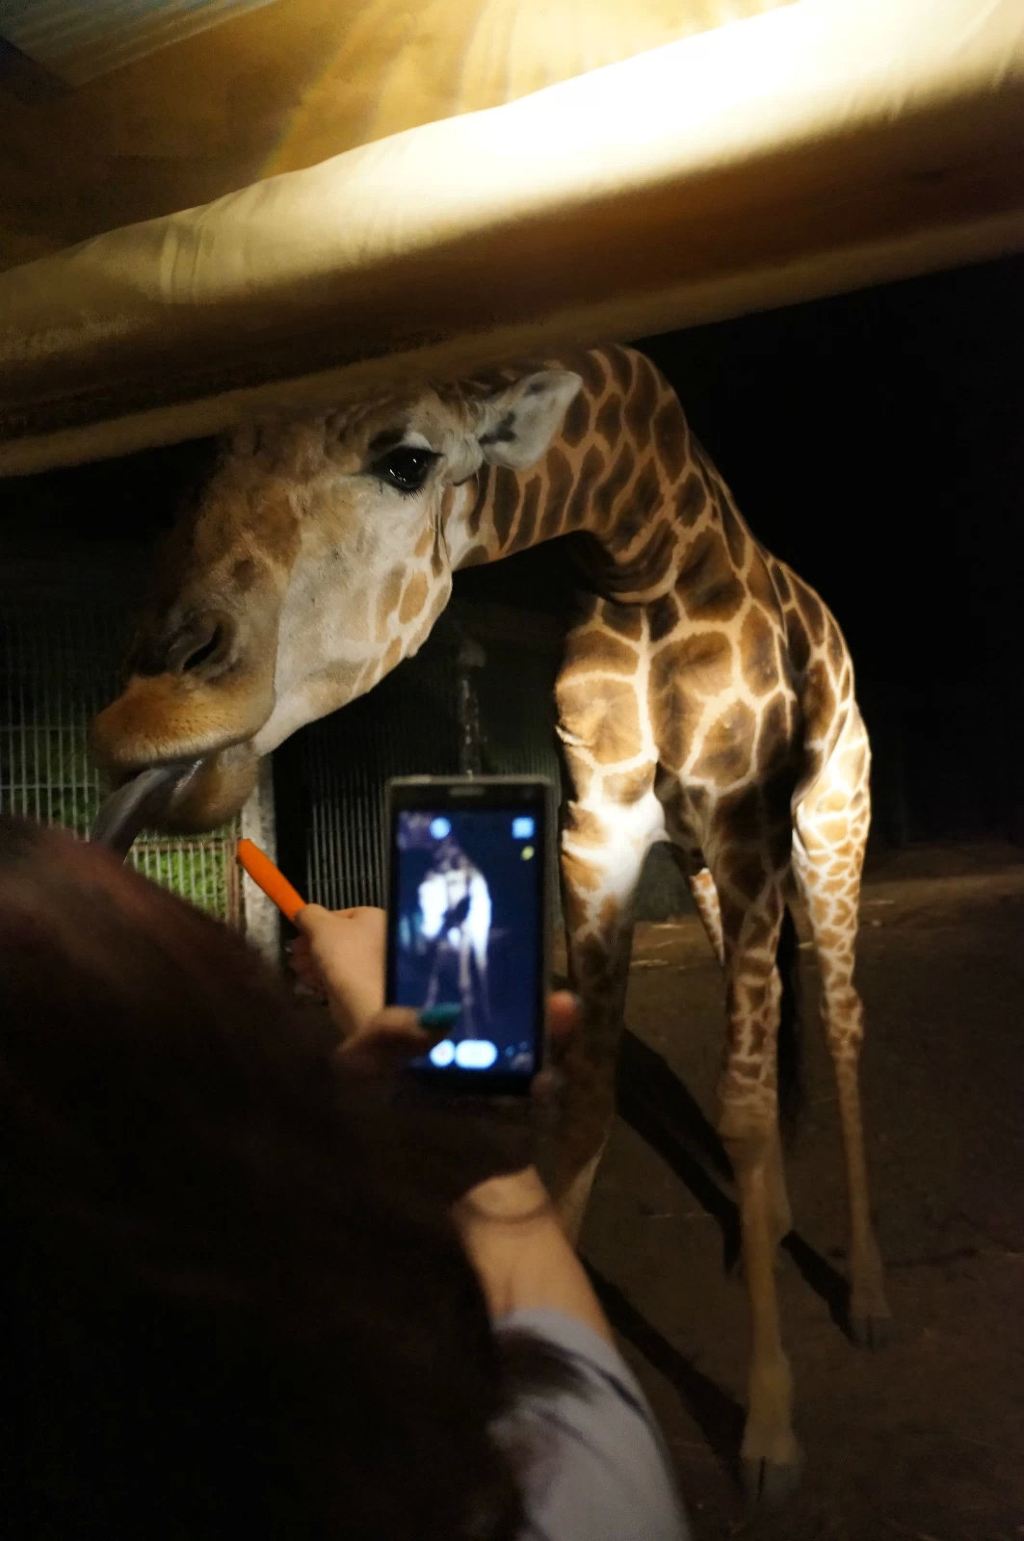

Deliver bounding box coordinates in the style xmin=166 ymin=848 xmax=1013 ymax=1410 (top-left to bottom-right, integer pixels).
xmin=443 ymin=346 xmax=728 ymax=606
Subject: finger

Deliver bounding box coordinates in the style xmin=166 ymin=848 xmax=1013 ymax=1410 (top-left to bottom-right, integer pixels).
xmin=339 ymin=1007 xmax=437 ymax=1074
xmin=530 ymin=1067 xmax=563 ymax=1110
xmin=545 ymin=990 xmax=581 ymax=1057
xmin=342 ymin=1026 xmax=432 ymax=1069
xmin=293 ymin=902 xmax=330 ymax=937
xmin=343 ymin=1005 xmax=445 ymax=1050
xmin=291 ymin=959 xmax=324 ymax=991
xmin=374 ymin=1005 xmax=427 ymax=1033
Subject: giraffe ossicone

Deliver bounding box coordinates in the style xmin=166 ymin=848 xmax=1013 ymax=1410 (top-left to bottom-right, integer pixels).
xmin=92 ymin=344 xmax=891 ymax=1501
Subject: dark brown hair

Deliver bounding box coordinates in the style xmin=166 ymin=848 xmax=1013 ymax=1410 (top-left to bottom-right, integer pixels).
xmin=0 ymin=818 xmax=525 ymax=1540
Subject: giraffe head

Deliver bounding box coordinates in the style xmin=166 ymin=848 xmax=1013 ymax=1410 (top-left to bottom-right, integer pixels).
xmin=91 ymin=367 xmax=581 ymax=829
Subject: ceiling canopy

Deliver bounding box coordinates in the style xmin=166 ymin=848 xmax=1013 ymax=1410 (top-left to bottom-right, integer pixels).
xmin=0 ymin=0 xmax=1021 ymax=473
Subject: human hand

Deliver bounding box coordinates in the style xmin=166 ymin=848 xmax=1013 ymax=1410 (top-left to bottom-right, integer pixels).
xmin=350 ymin=989 xmax=580 ymax=1200
xmin=290 ymin=904 xmax=387 ymax=1039
xmin=291 ymin=901 xmax=579 ymax=1194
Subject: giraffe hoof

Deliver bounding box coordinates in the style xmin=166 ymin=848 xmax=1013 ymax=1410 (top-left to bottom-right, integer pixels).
xmin=849 ymin=1309 xmax=894 ymax=1349
xmin=741 ymin=1453 xmax=803 ymax=1510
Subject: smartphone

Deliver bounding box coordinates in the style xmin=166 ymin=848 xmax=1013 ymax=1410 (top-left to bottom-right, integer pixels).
xmin=385 ymin=776 xmax=554 ymax=1094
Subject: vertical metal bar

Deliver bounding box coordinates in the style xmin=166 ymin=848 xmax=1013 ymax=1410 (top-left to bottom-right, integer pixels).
xmin=239 ymin=754 xmax=279 ymax=957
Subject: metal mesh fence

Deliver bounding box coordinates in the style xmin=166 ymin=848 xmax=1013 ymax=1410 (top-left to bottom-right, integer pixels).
xmin=0 ymin=551 xmax=239 ymax=922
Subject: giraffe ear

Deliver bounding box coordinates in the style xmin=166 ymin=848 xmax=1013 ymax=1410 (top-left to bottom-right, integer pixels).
xmin=474 ymin=370 xmax=582 ymax=470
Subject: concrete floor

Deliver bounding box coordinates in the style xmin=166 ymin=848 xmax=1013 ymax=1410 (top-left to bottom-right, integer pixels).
xmin=575 ymin=845 xmax=1024 ymax=1541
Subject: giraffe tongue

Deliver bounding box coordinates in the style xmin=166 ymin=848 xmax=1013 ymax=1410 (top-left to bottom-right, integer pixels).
xmin=91 ymin=760 xmax=203 ymax=862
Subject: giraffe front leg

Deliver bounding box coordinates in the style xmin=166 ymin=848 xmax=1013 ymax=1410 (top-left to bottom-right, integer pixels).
xmin=687 ymin=865 xmax=726 ymax=967
xmin=458 ymin=942 xmax=478 ymax=1038
xmin=423 ymin=950 xmax=441 ymax=1011
xmin=686 ymin=860 xmax=792 ymax=1252
xmin=472 ymin=942 xmax=492 ymax=1032
xmin=549 ymin=796 xmax=654 ymax=1245
xmin=716 ymin=879 xmax=802 ymax=1505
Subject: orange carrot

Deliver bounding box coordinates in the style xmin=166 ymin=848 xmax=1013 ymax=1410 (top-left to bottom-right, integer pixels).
xmin=235 ymin=838 xmax=307 ymax=924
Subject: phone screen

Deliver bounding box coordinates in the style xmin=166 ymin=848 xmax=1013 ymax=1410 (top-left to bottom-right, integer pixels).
xmin=386 ymin=785 xmax=549 ymax=1092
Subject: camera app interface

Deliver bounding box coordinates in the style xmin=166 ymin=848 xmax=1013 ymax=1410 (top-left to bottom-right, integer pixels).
xmin=392 ymin=808 xmax=543 ymax=1076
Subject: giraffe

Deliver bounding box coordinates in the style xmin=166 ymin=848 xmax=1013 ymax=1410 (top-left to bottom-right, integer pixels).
xmin=418 ymin=835 xmax=493 ymax=1036
xmin=91 ymin=344 xmax=892 ymax=1500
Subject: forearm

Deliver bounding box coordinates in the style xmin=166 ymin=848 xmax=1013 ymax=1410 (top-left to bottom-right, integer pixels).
xmin=453 ymin=1168 xmax=614 ymax=1345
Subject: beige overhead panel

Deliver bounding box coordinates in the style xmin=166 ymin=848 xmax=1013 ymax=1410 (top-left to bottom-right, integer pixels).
xmin=0 ymin=0 xmax=1022 ymax=475
xmin=0 ymin=0 xmax=784 ymax=272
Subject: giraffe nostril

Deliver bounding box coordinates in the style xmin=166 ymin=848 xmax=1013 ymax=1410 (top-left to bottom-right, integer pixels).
xmin=159 ymin=615 xmax=236 ymax=677
xmin=180 ymin=624 xmax=225 ymax=674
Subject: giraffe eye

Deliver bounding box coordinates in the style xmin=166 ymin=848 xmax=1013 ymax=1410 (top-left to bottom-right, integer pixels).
xmin=371 ymin=446 xmax=439 ymax=494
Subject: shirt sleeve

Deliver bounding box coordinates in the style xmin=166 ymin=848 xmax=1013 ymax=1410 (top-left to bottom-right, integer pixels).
xmin=492 ymin=1308 xmax=692 ymax=1541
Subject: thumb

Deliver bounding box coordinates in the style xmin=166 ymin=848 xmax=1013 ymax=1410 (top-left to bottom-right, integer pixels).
xmin=294 ymin=902 xmax=330 ymax=937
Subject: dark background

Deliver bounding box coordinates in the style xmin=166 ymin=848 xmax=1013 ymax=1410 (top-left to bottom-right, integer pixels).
xmin=3 ymin=251 xmax=1021 ymax=850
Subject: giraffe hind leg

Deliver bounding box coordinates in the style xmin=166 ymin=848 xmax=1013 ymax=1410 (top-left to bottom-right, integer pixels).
xmin=709 ymin=859 xmax=802 ymax=1501
xmin=683 ymin=855 xmax=792 ymax=1253
xmin=793 ymin=710 xmax=892 ymax=1346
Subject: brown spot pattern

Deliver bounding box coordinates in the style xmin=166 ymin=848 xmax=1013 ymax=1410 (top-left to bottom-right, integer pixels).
xmin=756 ymin=693 xmax=791 ymax=774
xmin=666 ymin=629 xmax=734 ymax=698
xmin=652 ymin=396 xmax=687 ymax=482
xmin=772 ymin=562 xmax=792 ymax=604
xmin=611 ymin=523 xmax=676 ymax=595
xmin=413 ymin=526 xmax=433 ymax=560
xmin=604 ymin=766 xmax=654 ymax=804
xmin=747 ymin=549 xmax=777 ymax=610
xmin=624 ymin=357 xmax=659 ymax=448
xmin=557 ymin=676 xmax=643 ymax=763
xmin=465 ymin=477 xmax=487 ymax=536
xmin=617 ymin=458 xmax=662 ymax=544
xmin=799 ymin=585 xmax=826 ymax=645
xmin=720 ymin=500 xmax=748 ymax=567
xmin=647 ymin=592 xmax=680 ymax=643
xmin=490 ymin=468 xmax=521 ymax=550
xmin=539 ymin=447 xmax=575 ymax=539
xmin=517 ymin=473 xmax=542 ymax=548
xmin=399 ymin=572 xmax=428 ymax=623
xmin=604 ymin=346 xmax=634 ymax=395
xmin=714 ymin=786 xmax=763 ymax=844
xmin=740 ymin=605 xmax=779 ymax=695
xmin=678 ymin=529 xmax=745 ymax=622
xmin=826 ymin=617 xmax=845 ymax=673
xmin=565 ymin=446 xmax=606 ymax=533
xmin=803 ymin=659 xmax=836 ymax=738
xmin=459 ymin=543 xmax=489 ymax=568
xmin=787 ymin=609 xmax=810 ymax=674
xmin=675 ymin=472 xmax=706 ymax=527
xmin=377 ymin=565 xmax=404 ymax=635
xmin=698 ymin=701 xmax=756 ymax=786
xmin=560 ymin=849 xmax=602 ymax=892
xmin=648 ymin=649 xmax=702 ymax=767
xmin=722 ymin=845 xmax=769 ymax=901
xmin=561 ymin=387 xmax=592 ymax=448
xmin=563 ymin=804 xmax=610 ymax=849
xmin=594 ymin=442 xmax=636 ymax=526
xmin=576 ymin=350 xmax=611 ymax=396
xmin=602 ymin=600 xmax=643 ymax=640
xmin=563 ymin=627 xmax=640 ymax=677
xmin=596 ymin=392 xmax=623 ymax=446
